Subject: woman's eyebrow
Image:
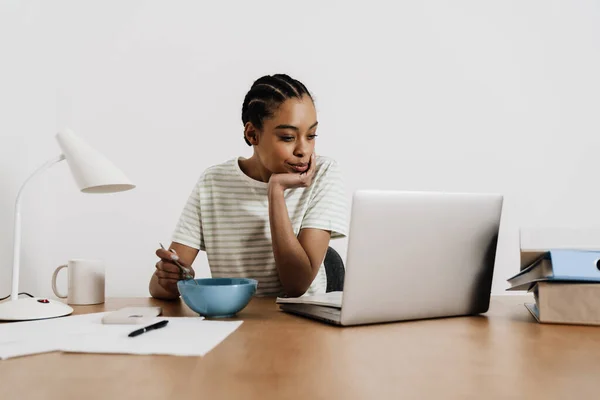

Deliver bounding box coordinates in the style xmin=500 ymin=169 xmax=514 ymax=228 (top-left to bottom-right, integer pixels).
xmin=274 ymin=122 xmax=319 ymax=131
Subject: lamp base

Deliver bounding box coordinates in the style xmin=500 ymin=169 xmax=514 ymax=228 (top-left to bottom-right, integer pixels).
xmin=0 ymin=297 xmax=73 ymax=321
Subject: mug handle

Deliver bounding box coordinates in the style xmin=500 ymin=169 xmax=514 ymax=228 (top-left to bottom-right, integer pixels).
xmin=51 ymin=264 xmax=68 ymax=298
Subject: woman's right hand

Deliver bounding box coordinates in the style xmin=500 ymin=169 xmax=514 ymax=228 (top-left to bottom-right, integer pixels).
xmin=154 ymin=247 xmax=196 ymax=296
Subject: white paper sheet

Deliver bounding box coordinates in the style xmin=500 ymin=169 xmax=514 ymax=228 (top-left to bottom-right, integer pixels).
xmin=276 ymin=291 xmax=343 ymax=308
xmin=0 ymin=312 xmax=243 ymax=360
xmin=0 ymin=313 xmax=105 ymax=360
xmin=61 ymin=315 xmax=243 ymax=357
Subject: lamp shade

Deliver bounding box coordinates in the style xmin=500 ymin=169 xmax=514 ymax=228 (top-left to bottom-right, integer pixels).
xmin=55 ymin=128 xmax=135 ymax=193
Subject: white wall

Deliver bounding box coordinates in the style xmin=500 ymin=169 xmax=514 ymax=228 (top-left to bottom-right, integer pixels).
xmin=1 ymin=0 xmax=599 ymax=298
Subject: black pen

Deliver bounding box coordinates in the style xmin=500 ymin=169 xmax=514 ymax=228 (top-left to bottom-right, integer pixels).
xmin=128 ymin=320 xmax=169 ymax=337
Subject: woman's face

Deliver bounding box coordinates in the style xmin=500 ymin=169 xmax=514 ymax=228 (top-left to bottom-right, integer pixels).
xmin=251 ymin=94 xmax=318 ymax=174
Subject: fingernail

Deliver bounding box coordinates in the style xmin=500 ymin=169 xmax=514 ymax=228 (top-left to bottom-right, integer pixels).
xmin=170 ymin=254 xmax=179 ymax=261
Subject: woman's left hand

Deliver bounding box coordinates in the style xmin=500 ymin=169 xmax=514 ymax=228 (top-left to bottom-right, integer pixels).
xmin=268 ymin=153 xmax=316 ymax=191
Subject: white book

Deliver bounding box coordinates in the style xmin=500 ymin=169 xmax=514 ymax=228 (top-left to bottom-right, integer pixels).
xmin=525 ymin=282 xmax=600 ymax=326
xmin=276 ymin=291 xmax=343 ymax=309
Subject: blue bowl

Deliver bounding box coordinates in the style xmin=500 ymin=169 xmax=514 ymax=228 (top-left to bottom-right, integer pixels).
xmin=177 ymin=278 xmax=258 ymax=318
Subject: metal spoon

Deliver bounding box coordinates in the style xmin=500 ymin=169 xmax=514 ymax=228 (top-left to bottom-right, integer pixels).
xmin=159 ymin=243 xmax=198 ymax=285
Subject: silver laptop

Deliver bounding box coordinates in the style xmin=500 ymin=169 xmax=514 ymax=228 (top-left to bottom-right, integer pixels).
xmin=278 ymin=190 xmax=503 ymax=326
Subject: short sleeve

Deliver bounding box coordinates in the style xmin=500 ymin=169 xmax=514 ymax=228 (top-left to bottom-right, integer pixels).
xmin=300 ymin=157 xmax=349 ymax=239
xmin=171 ymin=177 xmax=205 ymax=250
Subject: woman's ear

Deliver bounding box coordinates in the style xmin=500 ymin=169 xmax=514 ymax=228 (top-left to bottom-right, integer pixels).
xmin=244 ymin=122 xmax=260 ymax=146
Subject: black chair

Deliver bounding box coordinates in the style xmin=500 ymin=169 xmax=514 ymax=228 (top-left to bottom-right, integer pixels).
xmin=323 ymin=246 xmax=345 ymax=292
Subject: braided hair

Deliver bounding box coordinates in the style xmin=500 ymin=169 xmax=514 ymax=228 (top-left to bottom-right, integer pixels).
xmin=241 ymin=74 xmax=313 ymax=146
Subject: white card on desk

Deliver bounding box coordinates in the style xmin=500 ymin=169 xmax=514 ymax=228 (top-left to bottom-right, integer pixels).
xmin=101 ymin=307 xmax=162 ymax=325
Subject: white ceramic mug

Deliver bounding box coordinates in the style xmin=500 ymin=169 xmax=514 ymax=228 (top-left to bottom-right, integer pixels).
xmin=52 ymin=259 xmax=105 ymax=305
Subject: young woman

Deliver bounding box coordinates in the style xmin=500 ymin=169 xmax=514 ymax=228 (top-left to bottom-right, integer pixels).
xmin=149 ymin=74 xmax=348 ymax=299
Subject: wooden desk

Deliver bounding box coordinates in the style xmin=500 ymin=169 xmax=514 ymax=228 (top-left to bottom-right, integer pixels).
xmin=1 ymin=296 xmax=599 ymax=400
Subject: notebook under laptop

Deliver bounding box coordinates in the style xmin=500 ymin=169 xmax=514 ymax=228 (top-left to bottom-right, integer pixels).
xmin=277 ymin=190 xmax=503 ymax=326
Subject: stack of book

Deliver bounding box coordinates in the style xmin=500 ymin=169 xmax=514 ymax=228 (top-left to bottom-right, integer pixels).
xmin=507 ymin=249 xmax=600 ymax=325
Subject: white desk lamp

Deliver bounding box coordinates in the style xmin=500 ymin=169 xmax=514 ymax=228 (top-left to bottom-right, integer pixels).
xmin=0 ymin=128 xmax=135 ymax=321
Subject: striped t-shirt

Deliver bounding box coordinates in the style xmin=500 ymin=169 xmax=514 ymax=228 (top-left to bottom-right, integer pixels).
xmin=171 ymin=155 xmax=349 ymax=296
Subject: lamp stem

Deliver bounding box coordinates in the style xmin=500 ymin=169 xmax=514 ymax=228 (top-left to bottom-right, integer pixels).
xmin=11 ymin=154 xmax=66 ymax=301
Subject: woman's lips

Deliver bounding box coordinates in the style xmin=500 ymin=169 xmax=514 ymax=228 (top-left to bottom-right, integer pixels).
xmin=289 ymin=163 xmax=309 ymax=173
